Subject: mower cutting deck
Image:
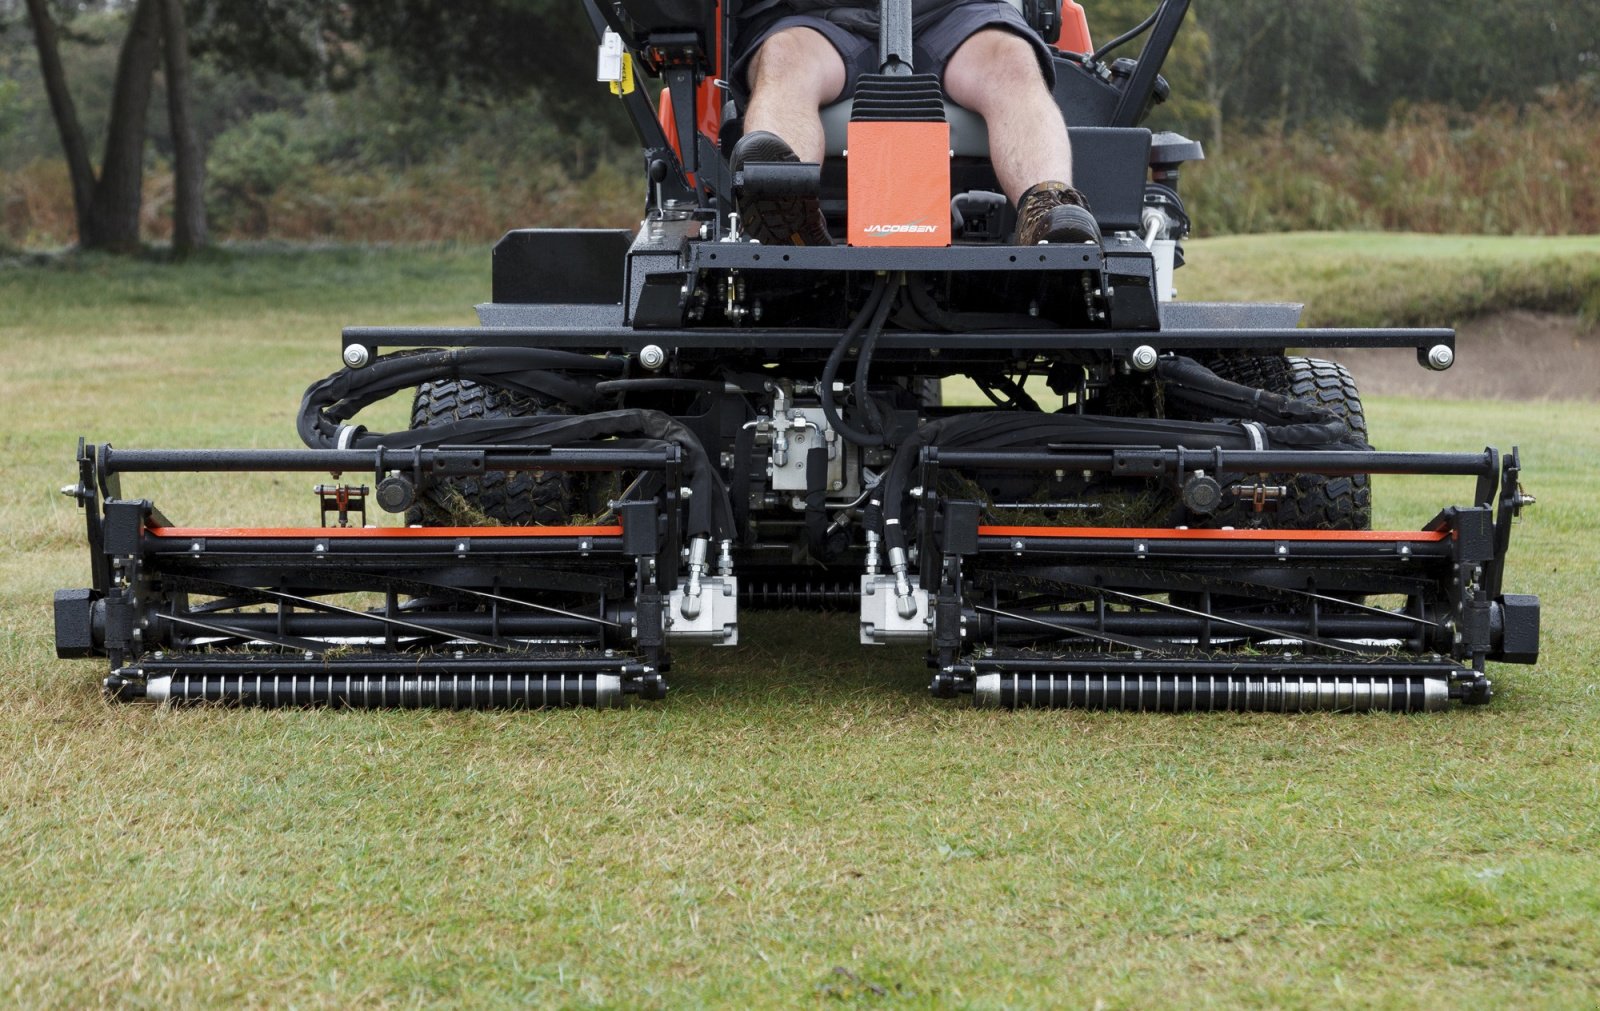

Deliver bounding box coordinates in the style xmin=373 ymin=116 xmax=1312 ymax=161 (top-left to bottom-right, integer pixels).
xmin=55 ymin=0 xmax=1539 ymax=710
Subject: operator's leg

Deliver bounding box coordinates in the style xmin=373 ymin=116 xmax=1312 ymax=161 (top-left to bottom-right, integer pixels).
xmin=744 ymin=27 xmax=847 ymax=163
xmin=943 ymin=28 xmax=1099 ymax=244
xmin=943 ymin=28 xmax=1070 ymax=204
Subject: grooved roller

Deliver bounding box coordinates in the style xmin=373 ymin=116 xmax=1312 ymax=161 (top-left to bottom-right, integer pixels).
xmin=974 ymin=673 xmax=1450 ymax=712
xmin=130 ymin=673 xmax=625 ymax=709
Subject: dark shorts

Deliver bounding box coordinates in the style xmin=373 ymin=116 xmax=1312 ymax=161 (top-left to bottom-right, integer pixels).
xmin=731 ymin=1 xmax=1057 ymax=103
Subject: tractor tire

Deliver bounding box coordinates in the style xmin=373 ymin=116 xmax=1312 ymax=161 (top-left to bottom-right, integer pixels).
xmin=1202 ymin=355 xmax=1372 ymax=531
xmin=406 ymin=378 xmax=574 ymax=526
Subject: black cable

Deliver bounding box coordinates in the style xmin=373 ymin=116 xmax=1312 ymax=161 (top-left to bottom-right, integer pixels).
xmin=819 ymin=275 xmax=890 ymax=447
xmin=851 ymin=274 xmax=901 ymax=439
xmin=974 ymin=372 xmax=1042 ymax=411
xmin=1092 ymin=9 xmax=1159 ymax=62
xmin=296 ymin=346 xmax=621 ymax=447
xmin=1156 ymin=356 xmax=1355 ymax=447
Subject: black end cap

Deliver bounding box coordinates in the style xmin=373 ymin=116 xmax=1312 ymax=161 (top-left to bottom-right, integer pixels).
xmin=103 ymin=674 xmax=146 ymax=701
xmin=54 ymin=588 xmax=102 ymax=658
xmin=1495 ymin=594 xmax=1540 ymax=665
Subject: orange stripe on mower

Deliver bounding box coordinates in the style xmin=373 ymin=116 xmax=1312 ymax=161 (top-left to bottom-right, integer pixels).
xmin=978 ymin=526 xmax=1449 ymax=543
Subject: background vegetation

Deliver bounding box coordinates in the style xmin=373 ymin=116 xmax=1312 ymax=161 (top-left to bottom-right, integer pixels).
xmin=3 ymin=236 xmax=1597 ymax=1006
xmin=1 ymin=0 xmax=1596 ymax=249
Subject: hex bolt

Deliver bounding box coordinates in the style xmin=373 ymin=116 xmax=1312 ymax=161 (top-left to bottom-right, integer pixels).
xmin=1130 ymin=345 xmax=1159 ymax=372
xmin=639 ymin=344 xmax=667 ymax=371
xmin=1426 ymin=344 xmax=1455 ymax=371
xmin=342 ymin=344 xmax=371 ymax=369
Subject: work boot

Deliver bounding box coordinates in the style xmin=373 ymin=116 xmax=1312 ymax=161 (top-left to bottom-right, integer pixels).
xmin=730 ymin=130 xmax=833 ymax=246
xmin=1015 ymin=181 xmax=1101 ymax=246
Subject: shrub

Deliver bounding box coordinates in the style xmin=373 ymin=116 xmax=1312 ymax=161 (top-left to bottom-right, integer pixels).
xmin=207 ymin=111 xmax=319 ymax=236
xmin=1187 ymin=82 xmax=1600 ymax=236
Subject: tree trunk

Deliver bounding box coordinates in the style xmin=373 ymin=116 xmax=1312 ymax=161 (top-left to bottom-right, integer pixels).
xmin=160 ymin=0 xmax=208 ymax=254
xmin=83 ymin=0 xmax=164 ymax=252
xmin=23 ymin=0 xmax=96 ymax=237
xmin=1207 ymin=81 xmax=1226 ymax=157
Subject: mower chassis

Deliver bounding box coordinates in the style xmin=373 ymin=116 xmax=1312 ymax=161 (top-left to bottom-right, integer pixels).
xmin=52 ymin=0 xmax=1541 ymax=711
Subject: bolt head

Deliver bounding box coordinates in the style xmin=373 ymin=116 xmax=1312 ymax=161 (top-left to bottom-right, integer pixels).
xmin=342 ymin=344 xmax=371 ymax=369
xmin=1427 ymin=344 xmax=1455 ymax=371
xmin=639 ymin=344 xmax=666 ymax=370
xmin=1130 ymin=345 xmax=1159 ymax=371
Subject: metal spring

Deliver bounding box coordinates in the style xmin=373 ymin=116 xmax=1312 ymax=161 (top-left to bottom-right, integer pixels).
xmin=974 ymin=673 xmax=1450 ymax=713
xmin=142 ymin=673 xmax=624 ymax=709
xmin=739 ymin=580 xmax=860 ymax=610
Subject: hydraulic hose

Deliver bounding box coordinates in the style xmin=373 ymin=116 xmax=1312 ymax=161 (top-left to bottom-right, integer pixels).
xmin=851 ymin=273 xmax=902 ymax=440
xmin=819 ymin=275 xmax=891 ymax=447
xmin=298 ymin=347 xmax=735 ymax=540
xmin=1092 ymin=9 xmax=1159 ymax=61
xmin=1156 ymin=356 xmax=1359 ymax=448
xmin=297 ymin=346 xmax=621 ymax=448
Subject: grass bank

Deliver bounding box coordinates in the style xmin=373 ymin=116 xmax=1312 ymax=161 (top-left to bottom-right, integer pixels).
xmin=1180 ymin=232 xmax=1600 ymax=327
xmin=4 ymin=237 xmax=1598 ymax=1007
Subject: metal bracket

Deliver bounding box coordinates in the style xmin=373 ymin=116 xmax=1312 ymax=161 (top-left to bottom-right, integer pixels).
xmin=860 ymin=574 xmax=931 ymax=645
xmin=667 ymin=576 xmax=739 ymax=645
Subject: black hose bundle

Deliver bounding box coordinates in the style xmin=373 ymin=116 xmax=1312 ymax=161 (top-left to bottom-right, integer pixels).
xmin=298 ymin=347 xmax=621 ymax=448
xmin=1155 ymin=355 xmax=1360 ymax=449
xmin=819 ymin=274 xmax=895 ymax=447
xmin=298 ymin=347 xmax=734 ymax=539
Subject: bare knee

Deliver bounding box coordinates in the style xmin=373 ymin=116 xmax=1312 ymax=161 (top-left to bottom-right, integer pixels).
xmin=749 ymin=27 xmax=846 ymax=105
xmin=945 ymin=29 xmax=1048 ymax=114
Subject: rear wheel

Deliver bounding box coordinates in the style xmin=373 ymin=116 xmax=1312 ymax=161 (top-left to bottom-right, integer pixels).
xmin=406 ymin=378 xmax=574 ymax=526
xmin=1202 ymin=355 xmax=1371 ymax=531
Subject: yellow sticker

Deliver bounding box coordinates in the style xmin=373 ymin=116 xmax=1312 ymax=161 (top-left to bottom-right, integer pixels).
xmin=609 ymin=53 xmax=635 ymax=96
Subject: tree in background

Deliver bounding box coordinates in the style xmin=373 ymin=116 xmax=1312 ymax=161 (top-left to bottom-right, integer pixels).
xmin=19 ymin=0 xmax=206 ymax=252
xmin=159 ymin=0 xmax=204 ymax=252
xmin=189 ymin=0 xmax=630 ymax=154
xmin=3 ymin=0 xmax=1595 ymax=248
xmin=1184 ymin=0 xmax=1599 ymax=142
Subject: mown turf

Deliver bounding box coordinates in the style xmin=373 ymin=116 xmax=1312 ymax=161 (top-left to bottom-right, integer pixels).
xmin=3 ymin=239 xmax=1598 ymax=1007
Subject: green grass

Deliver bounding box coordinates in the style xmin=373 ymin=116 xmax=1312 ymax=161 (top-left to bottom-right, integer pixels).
xmin=1179 ymin=233 xmax=1600 ymax=327
xmin=4 ymin=237 xmax=1600 ymax=1007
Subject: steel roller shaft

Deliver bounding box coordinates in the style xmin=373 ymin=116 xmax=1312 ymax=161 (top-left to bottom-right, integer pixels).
xmin=974 ymin=673 xmax=1450 ymax=712
xmin=117 ymin=673 xmax=625 ymax=708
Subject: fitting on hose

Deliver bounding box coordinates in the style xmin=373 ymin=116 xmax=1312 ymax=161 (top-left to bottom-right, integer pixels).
xmin=681 ymin=537 xmax=710 ymax=619
xmin=888 ymin=545 xmax=917 ymax=619
xmin=717 ymin=539 xmax=734 ymax=578
xmin=864 ymin=529 xmax=882 ymax=576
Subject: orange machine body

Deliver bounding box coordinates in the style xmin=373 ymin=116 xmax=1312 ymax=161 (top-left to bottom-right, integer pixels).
xmin=846 ymin=120 xmax=952 ymax=247
xmin=1057 ymin=1 xmax=1093 ymax=53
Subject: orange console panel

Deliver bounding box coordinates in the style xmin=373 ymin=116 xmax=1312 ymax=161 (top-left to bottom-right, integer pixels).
xmin=846 ymin=120 xmax=952 ymax=247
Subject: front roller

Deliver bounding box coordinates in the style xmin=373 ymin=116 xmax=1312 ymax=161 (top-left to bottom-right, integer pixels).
xmin=969 ymin=671 xmax=1455 ymax=713
xmin=107 ymin=670 xmax=635 ymax=709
